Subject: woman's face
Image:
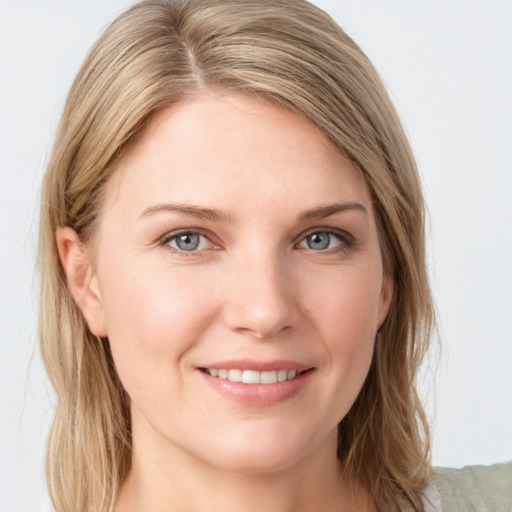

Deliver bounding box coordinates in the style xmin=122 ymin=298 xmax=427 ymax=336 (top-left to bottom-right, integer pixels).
xmin=78 ymin=94 xmax=392 ymax=473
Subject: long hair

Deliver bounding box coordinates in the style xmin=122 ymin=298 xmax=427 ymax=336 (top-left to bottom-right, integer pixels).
xmin=39 ymin=1 xmax=435 ymax=510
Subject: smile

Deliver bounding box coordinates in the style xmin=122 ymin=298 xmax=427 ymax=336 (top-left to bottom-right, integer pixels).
xmin=199 ymin=363 xmax=314 ymax=405
xmin=204 ymin=368 xmax=306 ymax=384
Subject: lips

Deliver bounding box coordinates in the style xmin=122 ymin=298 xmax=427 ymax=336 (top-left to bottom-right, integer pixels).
xmin=198 ymin=360 xmax=314 ymax=406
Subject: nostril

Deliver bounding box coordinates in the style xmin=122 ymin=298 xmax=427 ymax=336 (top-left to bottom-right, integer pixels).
xmin=234 ymin=322 xmax=293 ymax=339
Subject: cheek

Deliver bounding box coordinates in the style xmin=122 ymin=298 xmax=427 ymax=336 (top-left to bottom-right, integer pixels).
xmin=303 ymin=264 xmax=381 ymax=391
xmin=306 ymin=262 xmax=383 ymax=339
xmin=96 ymin=253 xmax=219 ymax=388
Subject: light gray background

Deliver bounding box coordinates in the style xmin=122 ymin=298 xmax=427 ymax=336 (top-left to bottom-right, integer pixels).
xmin=1 ymin=1 xmax=511 ymax=510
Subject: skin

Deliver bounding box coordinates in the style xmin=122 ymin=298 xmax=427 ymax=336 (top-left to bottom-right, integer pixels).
xmin=58 ymin=93 xmax=391 ymax=512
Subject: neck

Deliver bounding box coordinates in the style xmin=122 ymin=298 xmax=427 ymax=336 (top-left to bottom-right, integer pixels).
xmin=115 ymin=417 xmax=375 ymax=512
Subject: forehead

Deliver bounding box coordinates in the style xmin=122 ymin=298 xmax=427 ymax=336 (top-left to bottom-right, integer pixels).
xmin=104 ymin=93 xmax=372 ymax=219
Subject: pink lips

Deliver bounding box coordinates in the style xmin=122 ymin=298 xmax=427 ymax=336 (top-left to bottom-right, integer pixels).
xmin=197 ymin=359 xmax=314 ymax=406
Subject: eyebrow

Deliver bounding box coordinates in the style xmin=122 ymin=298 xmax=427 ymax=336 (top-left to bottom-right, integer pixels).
xmin=140 ymin=201 xmax=367 ymax=223
xmin=298 ymin=202 xmax=368 ymax=222
xmin=140 ymin=202 xmax=235 ymax=223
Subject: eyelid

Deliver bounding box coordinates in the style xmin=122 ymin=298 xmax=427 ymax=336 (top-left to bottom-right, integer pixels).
xmin=159 ymin=228 xmax=220 ymax=251
xmin=294 ymin=227 xmax=356 ymax=254
xmin=297 ymin=226 xmax=355 ymax=244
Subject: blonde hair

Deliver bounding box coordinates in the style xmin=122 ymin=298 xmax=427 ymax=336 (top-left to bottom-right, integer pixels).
xmin=39 ymin=1 xmax=435 ymax=510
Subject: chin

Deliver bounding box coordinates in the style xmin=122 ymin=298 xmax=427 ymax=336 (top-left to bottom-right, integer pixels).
xmin=207 ymin=448 xmax=304 ymax=475
xmin=196 ymin=424 xmax=326 ymax=475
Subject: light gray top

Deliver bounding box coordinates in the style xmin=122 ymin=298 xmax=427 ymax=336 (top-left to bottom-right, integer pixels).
xmin=431 ymin=462 xmax=512 ymax=512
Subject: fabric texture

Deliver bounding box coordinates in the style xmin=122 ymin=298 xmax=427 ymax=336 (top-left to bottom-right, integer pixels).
xmin=433 ymin=462 xmax=512 ymax=512
xmin=422 ymin=481 xmax=443 ymax=511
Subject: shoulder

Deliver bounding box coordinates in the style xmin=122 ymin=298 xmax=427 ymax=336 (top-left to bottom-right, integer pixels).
xmin=432 ymin=462 xmax=512 ymax=512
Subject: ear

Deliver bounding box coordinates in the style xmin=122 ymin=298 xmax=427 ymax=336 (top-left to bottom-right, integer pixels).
xmin=56 ymin=226 xmax=107 ymax=337
xmin=377 ymin=274 xmax=393 ymax=329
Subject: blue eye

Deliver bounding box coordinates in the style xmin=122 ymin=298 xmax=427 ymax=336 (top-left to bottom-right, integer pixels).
xmin=174 ymin=233 xmax=201 ymax=251
xmin=299 ymin=230 xmax=348 ymax=251
xmin=163 ymin=231 xmax=213 ymax=252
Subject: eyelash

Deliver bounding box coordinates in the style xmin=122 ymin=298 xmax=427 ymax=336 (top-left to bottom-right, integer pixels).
xmin=298 ymin=228 xmax=354 ymax=254
xmin=159 ymin=228 xmax=218 ymax=254
xmin=159 ymin=227 xmax=354 ymax=255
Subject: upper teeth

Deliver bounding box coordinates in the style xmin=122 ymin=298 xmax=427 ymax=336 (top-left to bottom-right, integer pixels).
xmin=207 ymin=368 xmax=302 ymax=384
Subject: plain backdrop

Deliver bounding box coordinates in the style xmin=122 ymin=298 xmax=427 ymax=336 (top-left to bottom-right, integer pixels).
xmin=1 ymin=1 xmax=511 ymax=510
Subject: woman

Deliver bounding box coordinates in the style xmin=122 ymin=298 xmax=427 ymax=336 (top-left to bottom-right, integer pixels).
xmin=39 ymin=0 xmax=439 ymax=510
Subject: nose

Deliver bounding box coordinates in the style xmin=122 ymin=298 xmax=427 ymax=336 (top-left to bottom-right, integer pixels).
xmin=221 ymin=251 xmax=299 ymax=339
